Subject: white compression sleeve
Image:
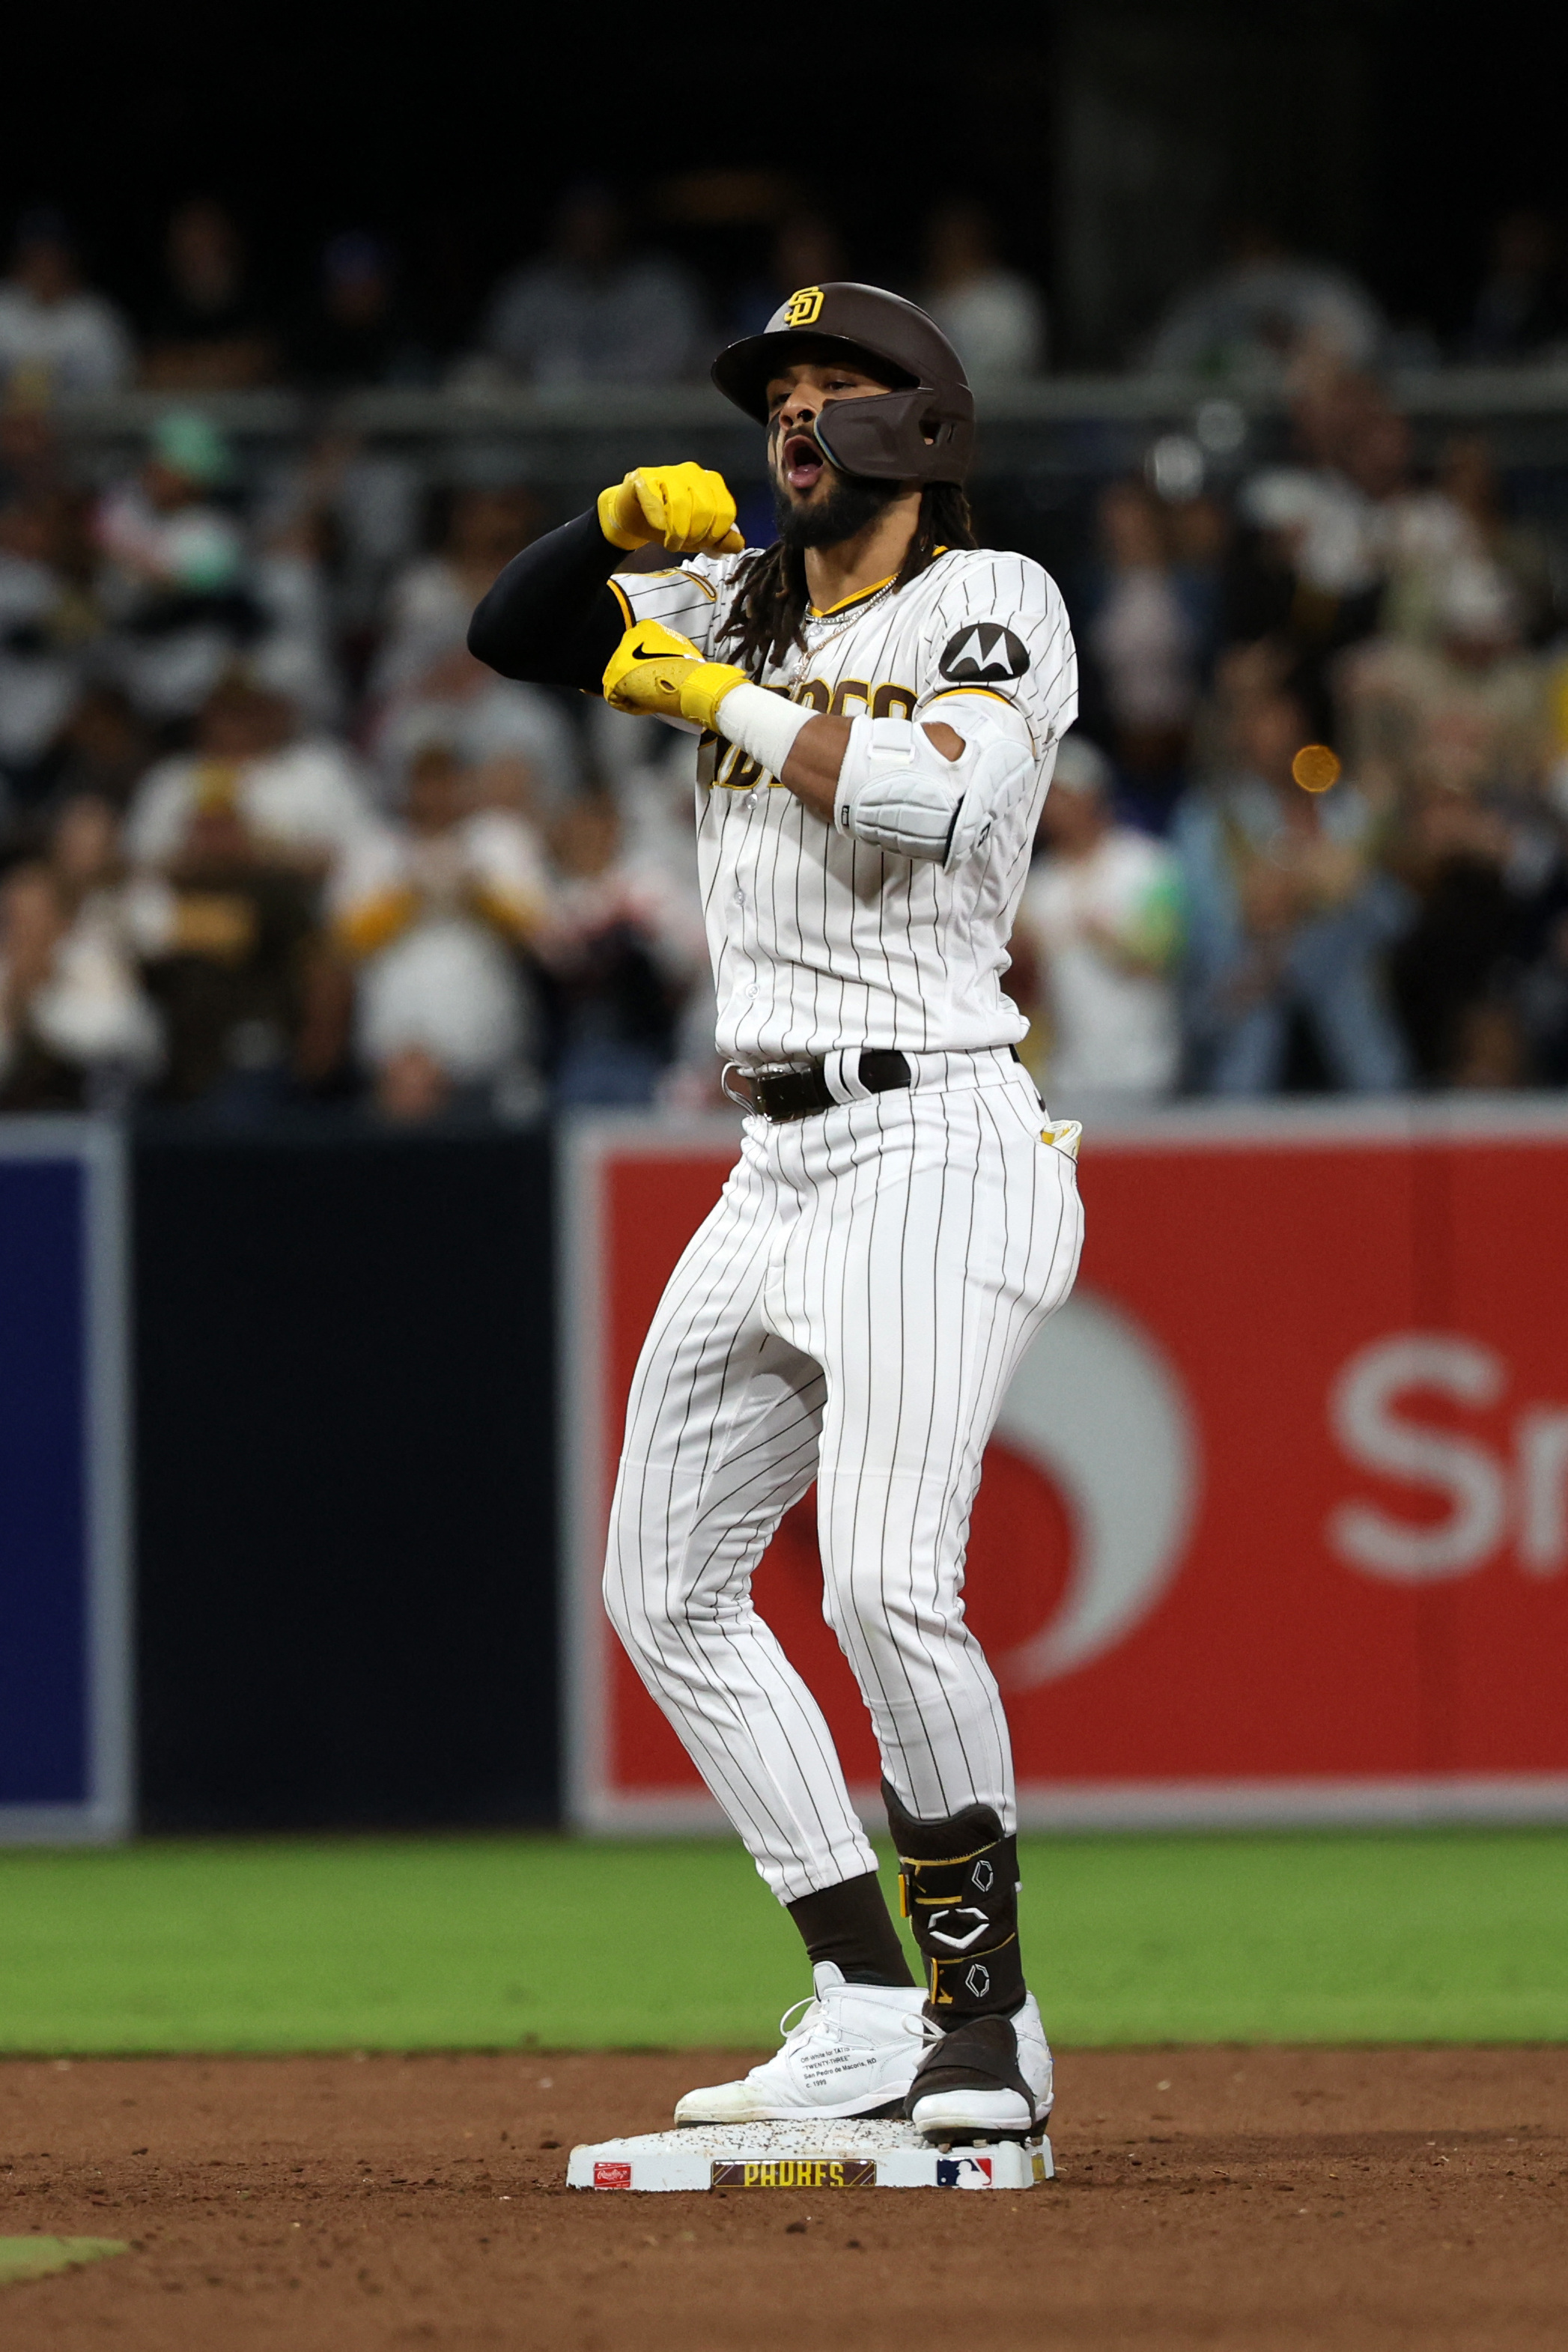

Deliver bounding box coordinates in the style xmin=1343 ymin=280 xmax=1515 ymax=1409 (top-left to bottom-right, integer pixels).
xmin=712 ymin=681 xmax=815 ymax=780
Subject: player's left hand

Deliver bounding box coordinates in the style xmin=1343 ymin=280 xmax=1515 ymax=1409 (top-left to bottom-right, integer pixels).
xmin=597 ymin=464 xmax=746 ymax=556
xmin=602 ymin=619 xmax=747 ymax=731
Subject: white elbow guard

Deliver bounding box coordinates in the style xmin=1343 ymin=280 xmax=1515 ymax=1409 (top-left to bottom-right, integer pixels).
xmin=833 ymin=711 xmax=1033 ymax=869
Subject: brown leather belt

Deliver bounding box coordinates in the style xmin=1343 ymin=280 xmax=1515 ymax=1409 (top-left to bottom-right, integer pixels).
xmin=729 ymin=1050 xmax=912 ymax=1123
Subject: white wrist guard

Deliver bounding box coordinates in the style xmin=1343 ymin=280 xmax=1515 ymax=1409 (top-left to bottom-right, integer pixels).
xmin=833 ymin=711 xmax=1033 ymax=869
xmin=712 ymin=681 xmax=814 ymax=780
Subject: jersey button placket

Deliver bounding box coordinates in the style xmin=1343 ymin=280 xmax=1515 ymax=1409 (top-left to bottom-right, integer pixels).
xmin=731 ymin=881 xmax=759 ymax=1006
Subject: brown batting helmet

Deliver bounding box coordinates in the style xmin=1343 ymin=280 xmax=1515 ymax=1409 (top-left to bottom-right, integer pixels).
xmin=711 ymin=282 xmax=974 ymax=484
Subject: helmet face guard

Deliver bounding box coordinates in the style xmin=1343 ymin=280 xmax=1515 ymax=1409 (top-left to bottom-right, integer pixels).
xmin=810 ymin=382 xmax=973 ymax=484
xmin=712 ymin=282 xmax=974 ymax=486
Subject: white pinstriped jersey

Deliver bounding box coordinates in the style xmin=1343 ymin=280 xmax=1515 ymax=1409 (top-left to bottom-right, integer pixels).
xmin=613 ymin=547 xmax=1078 ymax=1062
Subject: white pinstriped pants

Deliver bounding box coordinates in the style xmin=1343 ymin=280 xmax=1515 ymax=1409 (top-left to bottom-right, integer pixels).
xmin=603 ymin=1052 xmax=1084 ymax=1903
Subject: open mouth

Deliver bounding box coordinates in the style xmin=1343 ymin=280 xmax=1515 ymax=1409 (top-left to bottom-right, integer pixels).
xmin=781 ymin=431 xmax=826 ymax=493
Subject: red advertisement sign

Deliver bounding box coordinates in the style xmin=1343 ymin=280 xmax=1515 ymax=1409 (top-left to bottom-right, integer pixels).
xmin=561 ymin=1104 xmax=1568 ymax=1828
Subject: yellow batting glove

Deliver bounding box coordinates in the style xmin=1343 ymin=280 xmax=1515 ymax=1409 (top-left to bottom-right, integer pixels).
xmin=602 ymin=618 xmax=704 ymax=716
xmin=678 ymin=662 xmax=750 ymax=731
xmin=597 ymin=462 xmax=745 ymax=556
xmin=601 ymin=619 xmax=747 ymax=731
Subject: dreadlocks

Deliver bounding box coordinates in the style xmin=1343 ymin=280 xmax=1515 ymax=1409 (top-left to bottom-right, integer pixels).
xmin=716 ymin=481 xmax=977 ymax=679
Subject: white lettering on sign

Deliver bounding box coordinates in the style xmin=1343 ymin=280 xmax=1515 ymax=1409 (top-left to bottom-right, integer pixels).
xmin=1517 ymin=1405 xmax=1568 ymax=1573
xmin=1327 ymin=1334 xmax=1568 ymax=1583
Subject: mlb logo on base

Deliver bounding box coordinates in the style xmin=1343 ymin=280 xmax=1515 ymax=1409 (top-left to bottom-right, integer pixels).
xmin=936 ymin=2156 xmax=994 ymax=2189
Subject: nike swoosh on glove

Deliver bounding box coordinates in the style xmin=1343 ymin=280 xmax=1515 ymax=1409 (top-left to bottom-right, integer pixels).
xmin=602 ymin=619 xmax=747 ymax=730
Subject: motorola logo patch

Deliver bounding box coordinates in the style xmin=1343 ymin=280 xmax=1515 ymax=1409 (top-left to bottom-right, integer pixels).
xmin=938 ymin=622 xmax=1030 ymax=684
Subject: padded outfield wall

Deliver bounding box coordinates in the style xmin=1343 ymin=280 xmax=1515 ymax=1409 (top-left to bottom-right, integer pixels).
xmin=4 ymin=1103 xmax=1567 ymax=1839
xmin=562 ymin=1099 xmax=1568 ymax=1836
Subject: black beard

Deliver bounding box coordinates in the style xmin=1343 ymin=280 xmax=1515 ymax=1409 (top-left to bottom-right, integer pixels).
xmin=772 ymin=467 xmax=902 ymax=550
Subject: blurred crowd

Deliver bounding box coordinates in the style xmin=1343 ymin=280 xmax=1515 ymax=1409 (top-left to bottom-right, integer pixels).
xmin=1021 ymin=365 xmax=1568 ymax=1107
xmin=7 ymin=190 xmax=1568 ymax=410
xmin=0 ymin=382 xmax=715 ymax=1121
xmin=0 ymin=189 xmax=1051 ymax=402
xmin=2 ymin=192 xmax=1568 ymax=1120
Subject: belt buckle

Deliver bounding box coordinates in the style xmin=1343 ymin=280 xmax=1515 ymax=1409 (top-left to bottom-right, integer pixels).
xmin=720 ymin=1062 xmax=758 ymax=1115
xmin=721 ymin=1060 xmax=814 ymax=1121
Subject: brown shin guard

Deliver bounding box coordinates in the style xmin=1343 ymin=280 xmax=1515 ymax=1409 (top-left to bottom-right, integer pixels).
xmin=883 ymin=1782 xmax=1025 ymax=2021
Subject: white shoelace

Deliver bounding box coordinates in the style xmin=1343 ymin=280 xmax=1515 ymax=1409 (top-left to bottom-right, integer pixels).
xmin=776 ymin=1993 xmax=820 ymax=2044
xmin=765 ymin=1990 xmax=923 ymax=2062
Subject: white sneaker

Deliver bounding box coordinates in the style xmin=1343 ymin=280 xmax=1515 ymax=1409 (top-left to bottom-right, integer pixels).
xmin=675 ymin=1963 xmax=928 ymax=2125
xmin=907 ymin=1993 xmax=1054 ymax=2139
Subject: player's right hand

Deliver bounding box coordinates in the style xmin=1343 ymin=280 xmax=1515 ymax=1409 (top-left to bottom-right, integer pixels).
xmin=597 ymin=464 xmax=745 ymax=556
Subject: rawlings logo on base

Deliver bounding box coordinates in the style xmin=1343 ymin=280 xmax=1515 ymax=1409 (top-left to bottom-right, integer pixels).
xmin=592 ymin=2161 xmax=633 ymax=2188
xmin=711 ymin=2159 xmax=876 ymax=2189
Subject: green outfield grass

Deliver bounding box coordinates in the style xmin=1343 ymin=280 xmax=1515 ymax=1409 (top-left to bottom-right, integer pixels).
xmin=0 ymin=1829 xmax=1564 ymax=2055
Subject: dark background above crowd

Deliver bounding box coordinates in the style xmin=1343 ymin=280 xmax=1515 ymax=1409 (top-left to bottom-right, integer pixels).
xmin=4 ymin=1 xmax=1568 ymax=376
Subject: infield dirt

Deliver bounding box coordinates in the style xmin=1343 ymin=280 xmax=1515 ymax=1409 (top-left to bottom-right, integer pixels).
xmin=1 ymin=2046 xmax=1564 ymax=2349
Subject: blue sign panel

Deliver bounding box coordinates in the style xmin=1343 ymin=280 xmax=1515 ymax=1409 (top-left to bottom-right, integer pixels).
xmin=0 ymin=1122 xmax=129 ymax=1839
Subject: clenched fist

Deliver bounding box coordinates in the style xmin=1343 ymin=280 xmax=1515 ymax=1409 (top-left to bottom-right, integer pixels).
xmin=601 ymin=617 xmax=747 ymax=731
xmin=597 ymin=463 xmax=745 ymax=556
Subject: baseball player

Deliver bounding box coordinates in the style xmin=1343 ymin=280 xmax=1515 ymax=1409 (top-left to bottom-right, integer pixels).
xmin=470 ymin=284 xmax=1081 ymax=2143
